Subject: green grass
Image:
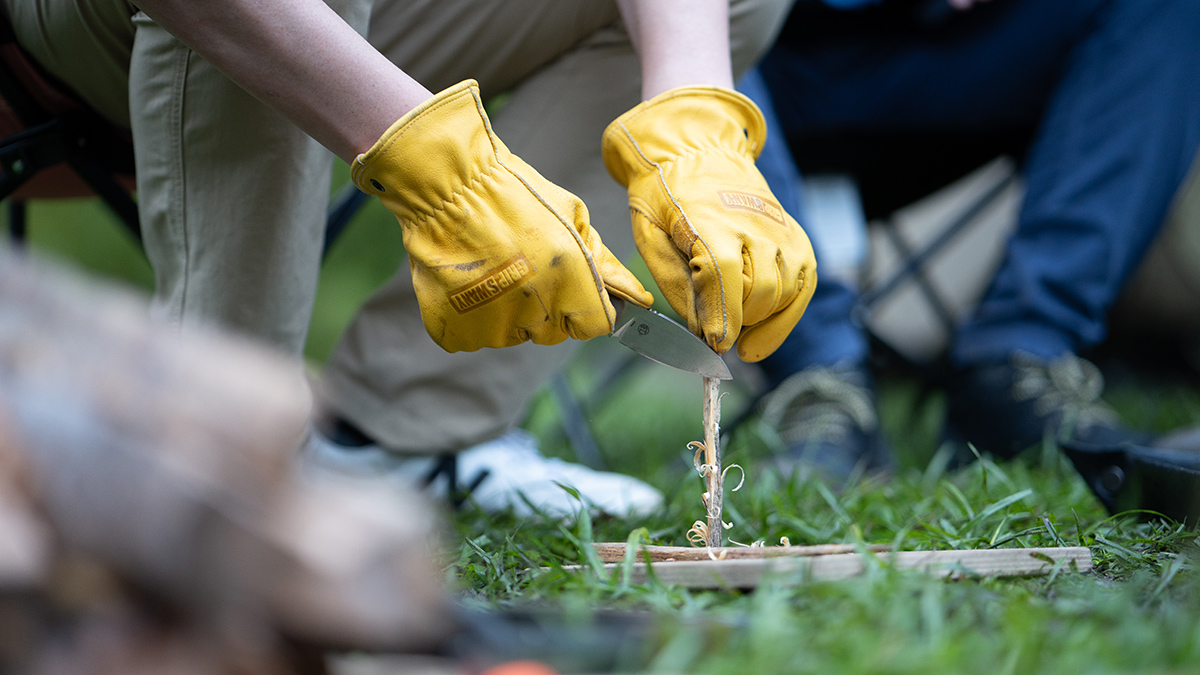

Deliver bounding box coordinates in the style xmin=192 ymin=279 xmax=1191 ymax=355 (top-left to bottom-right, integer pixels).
xmin=454 ymin=368 xmax=1200 ymax=674
xmin=9 ymin=192 xmax=1200 ymax=674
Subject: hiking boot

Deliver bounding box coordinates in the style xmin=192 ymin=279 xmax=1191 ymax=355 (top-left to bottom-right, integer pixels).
xmin=944 ymin=351 xmax=1152 ymax=460
xmin=303 ymin=422 xmax=663 ymax=519
xmin=758 ymin=364 xmax=894 ymax=486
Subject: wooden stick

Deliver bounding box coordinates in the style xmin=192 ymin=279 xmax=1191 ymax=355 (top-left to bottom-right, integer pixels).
xmin=702 ymin=376 xmax=722 ymax=548
xmin=575 ymin=547 xmax=1093 ymax=588
xmin=593 ymin=542 xmax=890 ymax=563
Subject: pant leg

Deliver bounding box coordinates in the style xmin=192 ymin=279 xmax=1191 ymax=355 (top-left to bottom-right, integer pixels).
xmin=759 ymin=0 xmax=1095 ymax=138
xmin=321 ymin=0 xmax=792 ymax=454
xmin=952 ymin=0 xmax=1200 ymax=365
xmin=738 ymin=68 xmax=869 ymax=386
xmin=755 ymin=0 xmax=1102 ymax=384
xmin=3 ymin=0 xmax=135 ymax=128
xmin=129 ymin=0 xmax=371 ymax=355
xmin=8 ymin=0 xmax=372 ymax=356
xmin=758 ymin=0 xmax=1200 ymax=373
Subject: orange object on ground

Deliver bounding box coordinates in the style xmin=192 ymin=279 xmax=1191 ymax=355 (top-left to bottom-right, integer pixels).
xmin=478 ymin=660 xmax=560 ymax=675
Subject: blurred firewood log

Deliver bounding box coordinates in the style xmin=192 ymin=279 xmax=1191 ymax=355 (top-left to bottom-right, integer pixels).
xmin=0 ymin=251 xmax=455 ymax=673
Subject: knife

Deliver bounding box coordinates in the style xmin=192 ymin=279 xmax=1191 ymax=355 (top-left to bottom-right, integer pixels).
xmin=609 ymin=298 xmax=732 ymax=380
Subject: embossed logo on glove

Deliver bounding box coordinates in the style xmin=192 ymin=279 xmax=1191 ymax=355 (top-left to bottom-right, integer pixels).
xmin=446 ymin=255 xmax=536 ymax=314
xmin=717 ymin=191 xmax=785 ymax=223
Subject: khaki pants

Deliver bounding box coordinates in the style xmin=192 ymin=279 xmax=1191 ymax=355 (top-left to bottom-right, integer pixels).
xmin=4 ymin=0 xmax=372 ymax=354
xmin=8 ymin=0 xmax=790 ymax=456
xmin=321 ymin=0 xmax=791 ymax=454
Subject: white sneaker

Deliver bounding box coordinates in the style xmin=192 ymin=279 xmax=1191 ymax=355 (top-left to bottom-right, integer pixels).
xmin=303 ymin=428 xmax=663 ymax=519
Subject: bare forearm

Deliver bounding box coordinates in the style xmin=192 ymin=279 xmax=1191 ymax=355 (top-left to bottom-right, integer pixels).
xmin=616 ymin=0 xmax=734 ymax=99
xmin=136 ymin=0 xmax=432 ymax=161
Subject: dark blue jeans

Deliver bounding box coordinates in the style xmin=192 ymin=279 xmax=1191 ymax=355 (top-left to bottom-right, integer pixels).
xmin=751 ymin=0 xmax=1200 ymax=385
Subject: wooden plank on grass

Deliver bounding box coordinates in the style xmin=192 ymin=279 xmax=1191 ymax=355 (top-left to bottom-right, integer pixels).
xmin=585 ymin=546 xmax=1092 ymax=588
xmin=594 ymin=542 xmax=890 ymax=563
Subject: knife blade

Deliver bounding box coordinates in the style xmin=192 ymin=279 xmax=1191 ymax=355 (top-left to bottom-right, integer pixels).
xmin=608 ymin=298 xmax=732 ymax=380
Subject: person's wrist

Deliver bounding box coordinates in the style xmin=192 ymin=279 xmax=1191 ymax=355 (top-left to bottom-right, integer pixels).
xmin=351 ymin=80 xmax=481 ymax=194
xmin=640 ymin=64 xmax=733 ymax=100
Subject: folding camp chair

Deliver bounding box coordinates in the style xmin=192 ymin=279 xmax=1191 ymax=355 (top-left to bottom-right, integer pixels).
xmin=784 ymin=125 xmax=1032 ymax=379
xmin=0 ymin=17 xmax=138 ymax=246
xmin=0 ymin=15 xmax=367 ymax=259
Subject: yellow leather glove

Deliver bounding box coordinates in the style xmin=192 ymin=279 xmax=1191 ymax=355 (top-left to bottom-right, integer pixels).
xmin=353 ymin=80 xmax=653 ymax=352
xmin=602 ymin=87 xmax=817 ymax=362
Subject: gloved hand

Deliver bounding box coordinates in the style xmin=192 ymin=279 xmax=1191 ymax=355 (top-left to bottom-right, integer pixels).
xmin=602 ymin=86 xmax=817 ymax=362
xmin=353 ymin=80 xmax=653 ymax=352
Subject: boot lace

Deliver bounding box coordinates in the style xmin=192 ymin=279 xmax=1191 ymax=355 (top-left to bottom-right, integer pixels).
xmin=760 ymin=366 xmax=877 ymax=447
xmin=1010 ymin=352 xmax=1119 ymax=442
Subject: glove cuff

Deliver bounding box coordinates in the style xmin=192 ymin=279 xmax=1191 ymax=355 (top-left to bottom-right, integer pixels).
xmin=351 ymin=79 xmax=503 ymax=221
xmin=601 ymin=86 xmax=767 ymax=187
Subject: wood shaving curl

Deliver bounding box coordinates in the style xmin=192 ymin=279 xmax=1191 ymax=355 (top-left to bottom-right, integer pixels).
xmin=690 ymin=441 xmax=718 ymax=478
xmin=722 ymin=464 xmax=745 ymax=492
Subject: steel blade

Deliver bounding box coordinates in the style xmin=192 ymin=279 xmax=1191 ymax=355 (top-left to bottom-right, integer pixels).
xmin=609 ymin=299 xmax=732 ymax=380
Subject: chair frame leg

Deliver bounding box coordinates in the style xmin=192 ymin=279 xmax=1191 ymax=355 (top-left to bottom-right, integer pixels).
xmin=7 ymin=199 xmax=25 ymax=248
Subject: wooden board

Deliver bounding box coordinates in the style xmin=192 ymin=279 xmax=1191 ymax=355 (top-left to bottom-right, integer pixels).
xmin=579 ymin=546 xmax=1092 ymax=588
xmin=594 ymin=542 xmax=890 ymax=562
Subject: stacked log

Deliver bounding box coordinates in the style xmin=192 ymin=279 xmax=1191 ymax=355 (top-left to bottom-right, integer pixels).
xmin=0 ymin=252 xmax=454 ymax=674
